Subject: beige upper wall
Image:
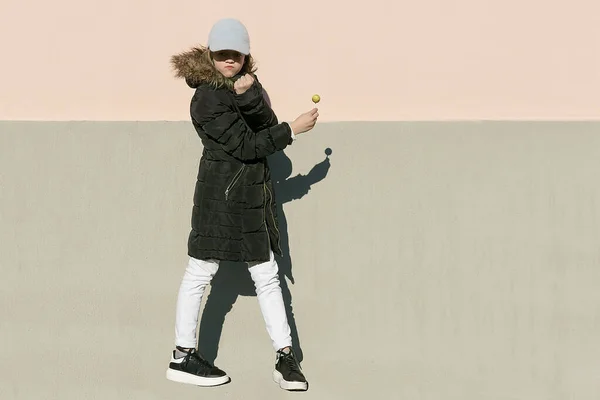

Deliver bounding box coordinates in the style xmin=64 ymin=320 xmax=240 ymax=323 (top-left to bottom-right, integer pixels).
xmin=1 ymin=0 xmax=599 ymax=121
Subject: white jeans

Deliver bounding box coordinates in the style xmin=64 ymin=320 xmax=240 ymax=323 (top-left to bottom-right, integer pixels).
xmin=174 ymin=250 xmax=293 ymax=351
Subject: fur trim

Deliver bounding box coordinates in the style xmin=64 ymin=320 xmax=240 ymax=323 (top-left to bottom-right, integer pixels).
xmin=170 ymin=46 xmax=255 ymax=89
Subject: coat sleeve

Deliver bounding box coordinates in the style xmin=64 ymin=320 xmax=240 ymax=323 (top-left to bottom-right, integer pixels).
xmin=192 ymin=87 xmax=292 ymax=161
xmin=233 ymin=76 xmax=279 ymax=131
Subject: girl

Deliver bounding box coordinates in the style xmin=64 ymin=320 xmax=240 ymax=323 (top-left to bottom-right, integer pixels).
xmin=167 ymin=18 xmax=318 ymax=391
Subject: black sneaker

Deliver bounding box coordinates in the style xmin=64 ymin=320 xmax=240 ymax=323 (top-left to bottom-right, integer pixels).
xmin=272 ymin=348 xmax=308 ymax=391
xmin=166 ymin=347 xmax=230 ymax=387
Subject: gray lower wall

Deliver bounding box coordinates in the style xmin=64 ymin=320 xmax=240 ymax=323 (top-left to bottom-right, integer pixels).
xmin=1 ymin=121 xmax=600 ymax=399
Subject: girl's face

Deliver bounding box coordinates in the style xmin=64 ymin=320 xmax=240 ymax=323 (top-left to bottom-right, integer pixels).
xmin=212 ymin=50 xmax=246 ymax=78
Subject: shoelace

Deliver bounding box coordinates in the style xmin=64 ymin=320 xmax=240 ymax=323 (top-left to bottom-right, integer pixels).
xmin=187 ymin=350 xmax=214 ymax=369
xmin=281 ymin=352 xmax=301 ymax=373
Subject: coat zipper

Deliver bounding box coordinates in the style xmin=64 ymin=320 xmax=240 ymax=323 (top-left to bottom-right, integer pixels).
xmin=265 ymin=183 xmax=282 ymax=255
xmin=225 ymin=165 xmax=245 ymax=200
xmin=263 ymin=183 xmax=271 ymax=256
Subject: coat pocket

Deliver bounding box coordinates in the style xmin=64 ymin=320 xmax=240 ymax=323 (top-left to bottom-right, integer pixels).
xmin=225 ymin=165 xmax=246 ymax=200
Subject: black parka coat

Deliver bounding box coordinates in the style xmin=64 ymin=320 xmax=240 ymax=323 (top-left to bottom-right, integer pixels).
xmin=171 ymin=48 xmax=293 ymax=262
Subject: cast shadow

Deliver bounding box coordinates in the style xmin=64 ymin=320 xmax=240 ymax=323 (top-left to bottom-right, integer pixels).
xmin=197 ymin=97 xmax=331 ymax=363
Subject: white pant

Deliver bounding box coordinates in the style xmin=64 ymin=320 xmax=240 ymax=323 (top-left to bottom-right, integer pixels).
xmin=174 ymin=250 xmax=292 ymax=351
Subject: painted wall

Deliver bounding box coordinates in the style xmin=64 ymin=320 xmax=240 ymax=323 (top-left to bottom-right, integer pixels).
xmin=2 ymin=1 xmax=600 ymax=398
xmin=1 ymin=0 xmax=599 ymax=121
xmin=2 ymin=121 xmax=600 ymax=399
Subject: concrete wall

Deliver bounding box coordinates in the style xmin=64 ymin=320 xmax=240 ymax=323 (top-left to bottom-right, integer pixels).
xmin=2 ymin=121 xmax=600 ymax=399
xmin=2 ymin=0 xmax=600 ymax=121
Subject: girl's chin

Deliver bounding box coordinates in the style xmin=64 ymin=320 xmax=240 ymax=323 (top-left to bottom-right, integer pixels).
xmin=221 ymin=69 xmax=237 ymax=77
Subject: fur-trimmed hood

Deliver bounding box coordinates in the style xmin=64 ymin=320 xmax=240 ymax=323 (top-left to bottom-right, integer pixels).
xmin=171 ymin=46 xmax=232 ymax=89
xmin=171 ymin=46 xmax=255 ymax=89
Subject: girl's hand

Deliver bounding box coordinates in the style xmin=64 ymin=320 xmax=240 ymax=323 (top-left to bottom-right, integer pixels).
xmin=234 ymin=74 xmax=255 ymax=94
xmin=290 ymin=108 xmax=319 ymax=135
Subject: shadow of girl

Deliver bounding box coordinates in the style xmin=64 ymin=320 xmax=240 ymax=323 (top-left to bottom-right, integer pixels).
xmin=197 ymin=149 xmax=331 ymax=364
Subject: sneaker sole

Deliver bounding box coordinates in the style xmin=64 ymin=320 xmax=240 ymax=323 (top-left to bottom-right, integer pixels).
xmin=272 ymin=370 xmax=308 ymax=391
xmin=166 ymin=368 xmax=230 ymax=387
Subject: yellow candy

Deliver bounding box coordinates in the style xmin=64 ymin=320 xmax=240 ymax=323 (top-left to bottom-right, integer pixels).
xmin=312 ymin=94 xmax=320 ymax=104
